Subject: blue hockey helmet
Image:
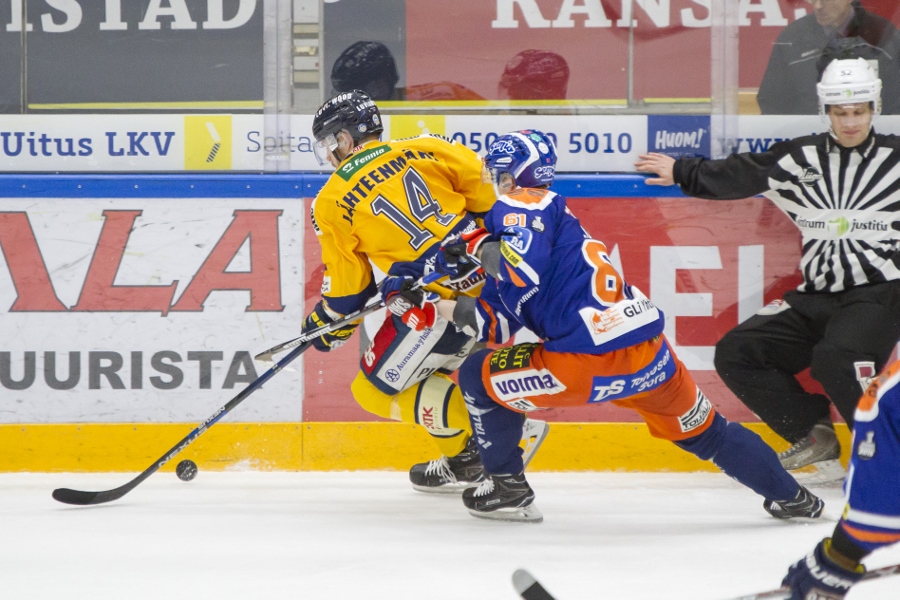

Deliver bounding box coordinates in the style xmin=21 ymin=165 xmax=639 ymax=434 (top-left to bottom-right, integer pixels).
xmin=312 ymin=89 xmax=384 ymax=166
xmin=483 ymin=130 xmax=557 ymax=192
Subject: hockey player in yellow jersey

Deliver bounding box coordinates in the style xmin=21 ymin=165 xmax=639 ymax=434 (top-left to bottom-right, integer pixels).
xmin=306 ymin=90 xmax=549 ymax=492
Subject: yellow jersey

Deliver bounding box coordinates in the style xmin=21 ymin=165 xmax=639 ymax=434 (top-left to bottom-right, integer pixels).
xmin=312 ymin=134 xmax=496 ymax=315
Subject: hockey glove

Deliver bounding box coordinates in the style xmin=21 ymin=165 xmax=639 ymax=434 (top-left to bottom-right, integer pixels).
xmin=303 ymin=300 xmax=358 ymax=352
xmin=437 ymin=228 xmax=491 ymax=282
xmin=782 ymin=539 xmax=865 ymax=600
xmin=379 ymin=276 xmax=439 ymax=332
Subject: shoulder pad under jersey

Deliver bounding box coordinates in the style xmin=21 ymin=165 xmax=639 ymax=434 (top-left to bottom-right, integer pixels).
xmin=499 ymin=187 xmax=557 ymax=210
xmin=392 ymin=133 xmax=456 ymax=145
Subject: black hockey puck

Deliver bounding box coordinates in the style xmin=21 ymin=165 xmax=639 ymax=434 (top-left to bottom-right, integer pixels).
xmin=176 ymin=459 xmax=198 ymax=482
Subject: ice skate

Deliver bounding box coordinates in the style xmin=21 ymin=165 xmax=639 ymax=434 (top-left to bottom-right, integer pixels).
xmin=763 ymin=485 xmax=824 ymax=520
xmin=521 ymin=419 xmax=550 ymax=469
xmin=409 ymin=436 xmax=485 ymax=493
xmin=778 ymin=420 xmax=844 ymax=485
xmin=462 ymin=473 xmax=543 ymax=523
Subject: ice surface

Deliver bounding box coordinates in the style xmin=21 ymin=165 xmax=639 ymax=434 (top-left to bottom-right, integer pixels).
xmin=2 ymin=471 xmax=898 ymax=600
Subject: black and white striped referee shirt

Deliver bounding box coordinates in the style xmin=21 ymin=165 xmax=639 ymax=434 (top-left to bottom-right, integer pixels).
xmin=674 ymin=131 xmax=900 ymax=293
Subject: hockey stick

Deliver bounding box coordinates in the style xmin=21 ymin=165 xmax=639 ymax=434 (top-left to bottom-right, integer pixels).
xmin=254 ymin=301 xmax=386 ymax=363
xmin=512 ymin=569 xmax=556 ymax=600
xmin=512 ymin=562 xmax=900 ymax=600
xmin=725 ymin=562 xmax=900 ymax=599
xmin=53 ymin=272 xmax=445 ymax=506
xmin=52 ymin=340 xmax=310 ymax=506
xmin=254 ymin=271 xmax=444 ymax=363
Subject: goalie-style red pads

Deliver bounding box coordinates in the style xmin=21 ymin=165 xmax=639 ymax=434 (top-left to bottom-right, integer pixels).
xmin=361 ymin=310 xmax=474 ymax=396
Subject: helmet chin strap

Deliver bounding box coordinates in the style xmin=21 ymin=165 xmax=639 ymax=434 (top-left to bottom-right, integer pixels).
xmin=335 ymin=132 xmax=380 ymax=163
xmin=330 ymin=131 xmax=356 ymax=163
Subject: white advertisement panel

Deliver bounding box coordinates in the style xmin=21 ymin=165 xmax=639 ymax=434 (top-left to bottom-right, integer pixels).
xmin=0 ymin=198 xmax=306 ymax=423
xmin=2 ymin=114 xmax=900 ymax=173
xmin=0 ymin=115 xmax=186 ymax=171
xmin=441 ymin=115 xmax=648 ymax=172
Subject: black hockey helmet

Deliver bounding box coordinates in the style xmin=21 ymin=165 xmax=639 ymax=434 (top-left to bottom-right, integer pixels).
xmin=331 ymin=41 xmax=399 ymax=101
xmin=312 ymin=90 xmax=384 ymax=165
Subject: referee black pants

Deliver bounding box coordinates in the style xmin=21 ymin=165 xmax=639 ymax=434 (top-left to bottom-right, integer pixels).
xmin=713 ymin=281 xmax=900 ymax=443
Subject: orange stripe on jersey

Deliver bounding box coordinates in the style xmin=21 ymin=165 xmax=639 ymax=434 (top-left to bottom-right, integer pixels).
xmin=841 ymin=522 xmax=900 ymax=544
xmin=857 ymin=359 xmax=900 ymax=412
xmin=505 ymin=188 xmax=549 ymax=204
xmin=504 ymin=263 xmax=528 ymax=287
xmin=478 ymin=297 xmax=501 ymax=343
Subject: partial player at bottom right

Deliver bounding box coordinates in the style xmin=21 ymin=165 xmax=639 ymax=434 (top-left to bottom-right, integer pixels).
xmin=781 ymin=358 xmax=900 ymax=599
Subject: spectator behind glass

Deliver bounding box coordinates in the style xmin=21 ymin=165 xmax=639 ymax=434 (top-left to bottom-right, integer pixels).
xmin=330 ymin=41 xmax=400 ymax=100
xmin=757 ymin=0 xmax=900 ymax=115
xmin=330 ymin=40 xmax=484 ymax=102
xmin=498 ymin=50 xmax=570 ymax=100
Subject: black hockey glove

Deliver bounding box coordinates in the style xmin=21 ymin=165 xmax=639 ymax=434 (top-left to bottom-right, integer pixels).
xmin=303 ymin=300 xmax=358 ymax=352
xmin=782 ymin=538 xmax=865 ymax=600
xmin=437 ymin=228 xmax=490 ymax=282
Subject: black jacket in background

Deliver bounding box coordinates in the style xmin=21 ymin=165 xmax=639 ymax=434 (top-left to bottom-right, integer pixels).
xmin=756 ymin=3 xmax=900 ymax=115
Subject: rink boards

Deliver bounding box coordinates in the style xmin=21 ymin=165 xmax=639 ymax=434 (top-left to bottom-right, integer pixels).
xmin=0 ymin=174 xmax=851 ymax=472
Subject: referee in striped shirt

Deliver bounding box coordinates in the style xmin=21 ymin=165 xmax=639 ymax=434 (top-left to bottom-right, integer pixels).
xmin=635 ymin=57 xmax=900 ymax=478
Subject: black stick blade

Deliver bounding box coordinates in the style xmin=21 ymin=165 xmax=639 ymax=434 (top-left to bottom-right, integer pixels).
xmin=52 ymin=486 xmax=128 ymax=506
xmin=512 ymin=569 xmax=556 ymax=600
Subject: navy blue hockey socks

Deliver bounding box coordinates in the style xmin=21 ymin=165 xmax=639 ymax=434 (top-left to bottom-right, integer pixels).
xmin=459 ymin=351 xmax=526 ymax=475
xmin=676 ymin=413 xmax=799 ymax=501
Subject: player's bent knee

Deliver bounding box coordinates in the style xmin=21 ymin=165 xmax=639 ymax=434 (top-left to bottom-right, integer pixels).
xmin=350 ymin=371 xmax=393 ymax=420
xmin=458 ymin=349 xmax=494 ymax=410
xmin=674 ymin=412 xmax=727 ymax=461
xmin=713 ymin=331 xmax=752 ymax=372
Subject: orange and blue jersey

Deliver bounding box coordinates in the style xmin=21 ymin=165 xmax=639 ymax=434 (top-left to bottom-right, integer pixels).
xmin=839 ymin=359 xmax=900 ymax=552
xmin=472 ymin=187 xmax=665 ymax=355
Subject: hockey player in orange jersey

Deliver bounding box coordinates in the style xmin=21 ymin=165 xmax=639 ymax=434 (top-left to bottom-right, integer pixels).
xmin=426 ymin=130 xmax=825 ymax=523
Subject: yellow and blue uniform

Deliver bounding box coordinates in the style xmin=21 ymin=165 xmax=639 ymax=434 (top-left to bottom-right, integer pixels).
xmin=311 ymin=134 xmax=495 ymax=457
xmin=312 ymin=134 xmax=495 ymax=314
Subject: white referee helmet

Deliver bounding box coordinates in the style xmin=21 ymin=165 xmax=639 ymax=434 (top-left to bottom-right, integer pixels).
xmin=816 ymin=58 xmax=882 ymax=121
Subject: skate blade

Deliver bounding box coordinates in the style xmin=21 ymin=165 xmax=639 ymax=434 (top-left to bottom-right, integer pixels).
xmin=468 ymin=503 xmax=544 ymax=523
xmin=521 ymin=419 xmax=550 ymax=469
xmin=790 ymin=459 xmax=845 ymax=487
xmin=777 ymin=512 xmax=836 ymax=524
xmin=411 ymin=480 xmax=481 ymax=495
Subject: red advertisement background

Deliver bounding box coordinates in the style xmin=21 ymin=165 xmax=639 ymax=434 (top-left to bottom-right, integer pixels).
xmin=405 ymin=0 xmax=900 ymax=100
xmin=302 ymin=196 xmax=834 ymax=424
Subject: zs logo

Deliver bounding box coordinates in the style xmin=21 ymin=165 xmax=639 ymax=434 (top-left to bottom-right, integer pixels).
xmin=533 ymin=165 xmax=555 ymax=180
xmin=590 ymin=380 xmax=625 ymax=402
xmin=489 ymin=140 xmax=517 ymax=154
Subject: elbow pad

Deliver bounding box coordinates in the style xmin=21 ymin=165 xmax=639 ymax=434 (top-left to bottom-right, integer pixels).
xmin=495 ymin=229 xmax=540 ymax=287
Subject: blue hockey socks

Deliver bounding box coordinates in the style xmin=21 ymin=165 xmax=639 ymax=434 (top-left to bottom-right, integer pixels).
xmin=458 ymin=350 xmax=525 ymax=475
xmin=676 ymin=413 xmax=799 ymax=501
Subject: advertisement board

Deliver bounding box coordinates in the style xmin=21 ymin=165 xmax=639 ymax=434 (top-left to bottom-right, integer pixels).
xmin=8 ymin=113 xmax=894 ymax=172
xmin=1 ymin=0 xmax=263 ymax=112
xmin=400 ymin=0 xmax=900 ymax=101
xmin=302 ymin=195 xmax=805 ymax=425
xmin=0 ymin=197 xmax=305 ymax=423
